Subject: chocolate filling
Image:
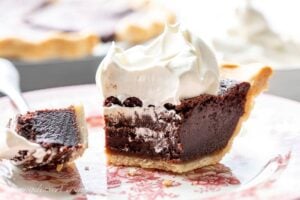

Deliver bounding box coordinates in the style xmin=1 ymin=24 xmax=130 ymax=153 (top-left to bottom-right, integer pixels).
xmin=104 ymin=79 xmax=250 ymax=162
xmin=15 ymin=108 xmax=80 ymax=147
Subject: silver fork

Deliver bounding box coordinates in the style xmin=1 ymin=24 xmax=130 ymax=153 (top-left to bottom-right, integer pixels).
xmin=0 ymin=58 xmax=29 ymax=113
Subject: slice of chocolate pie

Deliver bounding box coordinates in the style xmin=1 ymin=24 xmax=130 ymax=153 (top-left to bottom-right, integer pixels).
xmin=96 ymin=25 xmax=272 ymax=173
xmin=5 ymin=105 xmax=88 ymax=170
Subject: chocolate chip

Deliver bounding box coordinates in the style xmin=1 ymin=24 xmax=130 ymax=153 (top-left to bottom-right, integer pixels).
xmin=123 ymin=97 xmax=143 ymax=107
xmin=164 ymin=103 xmax=175 ymax=110
xmin=104 ymin=96 xmax=122 ymax=107
xmin=148 ymin=104 xmax=155 ymax=108
xmin=70 ymin=189 xmax=77 ymax=195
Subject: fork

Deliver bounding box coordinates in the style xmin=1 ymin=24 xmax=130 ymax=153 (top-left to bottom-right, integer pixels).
xmin=0 ymin=58 xmax=29 ymax=113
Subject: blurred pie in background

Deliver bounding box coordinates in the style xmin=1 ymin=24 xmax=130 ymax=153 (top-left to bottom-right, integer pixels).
xmin=0 ymin=0 xmax=175 ymax=61
xmin=213 ymin=1 xmax=300 ymax=67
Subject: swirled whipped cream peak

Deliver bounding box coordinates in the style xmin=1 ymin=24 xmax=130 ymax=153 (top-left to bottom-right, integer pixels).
xmin=96 ymin=24 xmax=219 ymax=106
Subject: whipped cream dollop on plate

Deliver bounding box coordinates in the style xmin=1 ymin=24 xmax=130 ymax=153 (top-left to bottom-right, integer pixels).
xmin=96 ymin=24 xmax=219 ymax=105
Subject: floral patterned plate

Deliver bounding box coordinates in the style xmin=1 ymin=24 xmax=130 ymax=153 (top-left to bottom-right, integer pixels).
xmin=0 ymin=85 xmax=299 ymax=200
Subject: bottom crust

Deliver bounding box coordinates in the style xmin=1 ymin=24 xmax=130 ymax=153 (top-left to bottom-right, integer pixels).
xmin=107 ymin=148 xmax=229 ymax=173
xmin=107 ymin=63 xmax=273 ymax=173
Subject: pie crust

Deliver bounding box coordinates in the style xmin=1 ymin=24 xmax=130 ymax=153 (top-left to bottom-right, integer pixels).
xmin=0 ymin=33 xmax=99 ymax=61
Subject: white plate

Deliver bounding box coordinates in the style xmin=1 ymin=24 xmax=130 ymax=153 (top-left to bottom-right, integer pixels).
xmin=0 ymin=85 xmax=300 ymax=199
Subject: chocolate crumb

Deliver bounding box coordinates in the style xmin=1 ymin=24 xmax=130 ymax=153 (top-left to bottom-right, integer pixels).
xmin=70 ymin=189 xmax=77 ymax=195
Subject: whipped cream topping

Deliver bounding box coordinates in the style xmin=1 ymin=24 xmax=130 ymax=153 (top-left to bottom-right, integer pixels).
xmin=96 ymin=24 xmax=219 ymax=106
xmin=0 ymin=128 xmax=46 ymax=164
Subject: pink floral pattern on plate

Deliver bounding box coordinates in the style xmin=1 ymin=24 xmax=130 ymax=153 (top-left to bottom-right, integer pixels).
xmin=0 ymin=85 xmax=299 ymax=199
xmin=107 ymin=163 xmax=241 ymax=200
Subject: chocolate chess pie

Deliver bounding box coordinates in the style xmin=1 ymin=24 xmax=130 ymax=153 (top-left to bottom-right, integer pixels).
xmin=96 ymin=25 xmax=272 ymax=173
